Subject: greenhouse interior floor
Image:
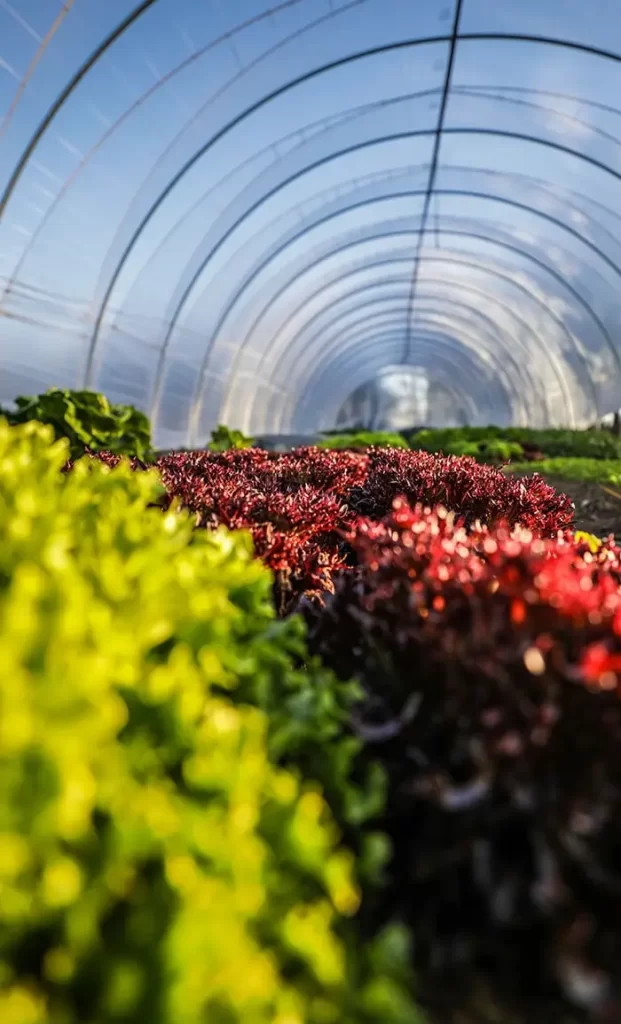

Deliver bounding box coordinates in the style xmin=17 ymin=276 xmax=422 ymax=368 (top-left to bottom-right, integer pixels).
xmin=510 ymin=473 xmax=621 ymax=538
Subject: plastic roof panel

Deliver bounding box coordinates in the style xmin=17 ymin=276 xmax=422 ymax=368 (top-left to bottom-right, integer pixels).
xmin=2 ymin=0 xmax=621 ymax=444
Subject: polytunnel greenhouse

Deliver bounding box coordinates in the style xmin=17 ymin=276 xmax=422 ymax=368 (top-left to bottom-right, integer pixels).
xmin=4 ymin=4 xmax=621 ymax=1024
xmin=3 ymin=0 xmax=621 ymax=443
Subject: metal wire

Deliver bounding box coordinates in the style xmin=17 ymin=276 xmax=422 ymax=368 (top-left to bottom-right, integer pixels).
xmin=402 ymin=0 xmax=464 ymax=363
xmin=262 ymin=274 xmax=568 ymax=421
xmin=288 ymin=326 xmax=525 ymax=435
xmin=0 ymin=0 xmax=157 ymax=220
xmin=5 ymin=8 xmax=621 ymax=433
xmin=216 ymin=201 xmax=610 ymax=410
xmin=82 ymin=31 xmax=621 ymax=410
xmin=0 ymin=1 xmax=77 ymax=144
xmin=189 ymin=179 xmax=621 ymax=442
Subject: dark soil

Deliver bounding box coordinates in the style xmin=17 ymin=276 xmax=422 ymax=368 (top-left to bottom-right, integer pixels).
xmin=512 ymin=474 xmax=621 ymax=539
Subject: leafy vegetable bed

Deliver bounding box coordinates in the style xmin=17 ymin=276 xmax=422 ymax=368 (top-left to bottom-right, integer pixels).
xmin=3 ymin=413 xmax=621 ymax=1024
xmin=72 ymin=443 xmax=621 ymax=1020
xmin=408 ymin=427 xmax=621 ymax=463
xmin=81 ymin=445 xmax=573 ymax=613
xmin=507 ymin=458 xmax=621 ymax=486
xmin=0 ymin=422 xmax=416 ymax=1024
xmin=305 ymin=500 xmax=621 ymax=1023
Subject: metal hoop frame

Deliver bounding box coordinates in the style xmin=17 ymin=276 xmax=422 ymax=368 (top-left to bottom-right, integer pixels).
xmin=5 ymin=21 xmax=621 ymax=433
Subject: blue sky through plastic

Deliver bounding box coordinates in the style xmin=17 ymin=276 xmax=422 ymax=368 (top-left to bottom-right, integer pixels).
xmin=2 ymin=0 xmax=621 ymax=445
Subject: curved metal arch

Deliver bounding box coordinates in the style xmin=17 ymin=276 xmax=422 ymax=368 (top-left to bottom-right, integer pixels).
xmin=233 ymin=247 xmax=592 ymax=421
xmin=223 ymin=220 xmax=602 ymax=415
xmin=399 ymin=77 xmax=621 ymax=366
xmin=0 ymin=0 xmax=78 ymax=144
xmin=117 ymin=137 xmax=621 ymax=421
xmin=403 ymin=0 xmax=464 ymax=364
xmin=287 ymin=332 xmax=495 ymax=434
xmin=157 ymin=125 xmax=621 ymax=425
xmin=185 ymin=187 xmax=621 ymax=435
xmin=255 ymin=285 xmax=549 ymax=418
xmin=451 ymin=85 xmax=621 ymax=154
xmin=290 ymin=321 xmax=530 ymax=433
xmin=284 ymin=321 xmax=534 ymax=438
xmin=0 ymin=0 xmax=158 ymax=218
xmin=119 ymin=162 xmax=414 ymax=317
xmin=295 ymin=368 xmax=490 ymax=434
xmin=275 ymin=297 xmax=542 ymax=430
xmin=105 ymin=88 xmax=621 ymax=344
xmin=0 ymin=0 xmax=372 ymax=301
xmin=274 ymin=284 xmax=573 ymax=432
xmin=193 ymin=182 xmax=621 ymax=377
xmin=252 ymin=277 xmax=559 ymax=417
xmin=85 ymin=34 xmax=453 ymax=377
xmin=256 ymin=328 xmax=503 ymax=435
xmin=287 ymin=326 xmax=517 ymax=433
xmin=85 ymin=32 xmax=621 ymax=387
xmin=259 ymin=300 xmax=541 ymax=433
xmin=332 ymin=367 xmax=479 ymax=433
xmin=335 ymin=358 xmax=484 ymax=422
xmin=241 ymin=263 xmax=577 ymax=432
xmin=292 ymin=354 xmax=494 ymax=434
xmin=8 ymin=28 xmax=621 ymax=229
xmin=454 ymin=84 xmax=621 ymax=144
xmin=217 ymin=248 xmax=587 ymax=437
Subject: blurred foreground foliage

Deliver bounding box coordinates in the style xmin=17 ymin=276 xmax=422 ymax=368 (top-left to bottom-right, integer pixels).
xmin=1 ymin=388 xmax=152 ymax=461
xmin=0 ymin=419 xmax=419 ymax=1024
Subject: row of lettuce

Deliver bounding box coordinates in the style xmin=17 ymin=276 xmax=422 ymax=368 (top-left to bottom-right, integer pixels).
xmin=2 ymin=389 xmax=621 ymax=1022
xmin=319 ymin=426 xmax=621 ymax=481
xmin=219 ymin=421 xmax=621 ymax=484
xmin=0 ymin=421 xmax=418 ymax=1024
xmin=4 ymin=386 xmax=621 ymax=473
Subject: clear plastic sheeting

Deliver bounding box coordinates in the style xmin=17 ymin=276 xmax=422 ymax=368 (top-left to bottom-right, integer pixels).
xmin=2 ymin=0 xmax=621 ymax=445
xmin=335 ymin=368 xmax=473 ymax=431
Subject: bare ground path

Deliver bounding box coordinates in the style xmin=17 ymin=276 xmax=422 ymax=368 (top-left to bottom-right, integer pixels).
xmin=512 ymin=474 xmax=621 ymax=538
